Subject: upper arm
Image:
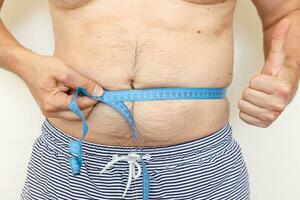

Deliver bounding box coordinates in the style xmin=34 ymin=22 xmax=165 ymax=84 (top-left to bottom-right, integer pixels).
xmin=252 ymin=0 xmax=300 ymax=29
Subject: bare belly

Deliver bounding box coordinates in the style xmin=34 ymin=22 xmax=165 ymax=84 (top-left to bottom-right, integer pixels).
xmin=47 ymin=0 xmax=236 ymax=146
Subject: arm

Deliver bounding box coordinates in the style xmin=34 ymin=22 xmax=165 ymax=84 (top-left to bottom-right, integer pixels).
xmin=0 ymin=0 xmax=34 ymax=75
xmin=253 ymin=0 xmax=300 ymax=68
xmin=238 ymin=0 xmax=300 ymax=128
xmin=0 ymin=1 xmax=103 ymax=120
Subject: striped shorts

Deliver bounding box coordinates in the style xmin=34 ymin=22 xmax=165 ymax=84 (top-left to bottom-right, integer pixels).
xmin=21 ymin=119 xmax=250 ymax=200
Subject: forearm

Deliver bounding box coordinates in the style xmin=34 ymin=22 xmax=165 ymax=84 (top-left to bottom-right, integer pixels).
xmin=0 ymin=19 xmax=39 ymax=77
xmin=262 ymin=10 xmax=300 ymax=77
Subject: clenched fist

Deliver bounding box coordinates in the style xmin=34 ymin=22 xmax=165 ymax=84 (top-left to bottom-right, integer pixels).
xmin=18 ymin=54 xmax=104 ymax=120
xmin=238 ymin=19 xmax=300 ymax=128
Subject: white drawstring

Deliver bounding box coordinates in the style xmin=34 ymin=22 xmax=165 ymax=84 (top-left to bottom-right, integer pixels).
xmin=100 ymin=152 xmax=151 ymax=198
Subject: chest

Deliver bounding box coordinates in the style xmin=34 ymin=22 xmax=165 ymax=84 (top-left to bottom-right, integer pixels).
xmin=52 ymin=0 xmax=226 ymax=9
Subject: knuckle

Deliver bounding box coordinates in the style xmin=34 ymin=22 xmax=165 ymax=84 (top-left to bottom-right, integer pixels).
xmin=60 ymin=71 xmax=71 ymax=82
xmin=239 ymin=112 xmax=246 ymax=121
xmin=59 ymin=68 xmax=72 ymax=81
xmin=273 ymin=103 xmax=285 ymax=112
xmin=41 ymin=106 xmax=54 ymax=117
xmin=275 ymin=83 xmax=291 ymax=97
xmin=263 ymin=113 xmax=275 ymax=123
xmin=249 ymin=75 xmax=259 ymax=87
xmin=249 ymin=79 xmax=254 ymax=88
xmin=249 ymin=78 xmax=253 ymax=87
xmin=43 ymin=104 xmax=55 ymax=113
xmin=274 ymin=104 xmax=285 ymax=112
xmin=40 ymin=99 xmax=56 ymax=113
xmin=238 ymin=111 xmax=243 ymax=118
xmin=242 ymin=88 xmax=250 ymax=100
xmin=238 ymin=100 xmax=243 ymax=109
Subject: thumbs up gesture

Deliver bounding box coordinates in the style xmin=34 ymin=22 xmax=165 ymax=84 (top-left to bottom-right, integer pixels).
xmin=238 ymin=18 xmax=300 ymax=128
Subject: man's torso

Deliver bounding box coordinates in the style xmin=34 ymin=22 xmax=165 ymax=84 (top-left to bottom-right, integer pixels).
xmin=48 ymin=0 xmax=236 ymax=146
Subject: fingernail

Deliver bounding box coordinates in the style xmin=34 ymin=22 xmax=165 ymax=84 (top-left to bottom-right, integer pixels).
xmin=93 ymin=86 xmax=104 ymax=96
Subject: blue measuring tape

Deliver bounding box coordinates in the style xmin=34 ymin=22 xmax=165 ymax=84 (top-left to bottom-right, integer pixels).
xmin=68 ymin=86 xmax=226 ymax=199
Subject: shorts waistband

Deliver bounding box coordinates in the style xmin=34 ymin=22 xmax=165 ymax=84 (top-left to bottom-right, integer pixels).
xmin=40 ymin=118 xmax=233 ymax=161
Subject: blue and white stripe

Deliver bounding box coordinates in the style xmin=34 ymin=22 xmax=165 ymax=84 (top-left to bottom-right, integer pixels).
xmin=21 ymin=119 xmax=250 ymax=200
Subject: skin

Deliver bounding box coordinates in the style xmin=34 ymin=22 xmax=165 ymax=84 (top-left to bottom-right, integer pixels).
xmin=0 ymin=0 xmax=299 ymax=147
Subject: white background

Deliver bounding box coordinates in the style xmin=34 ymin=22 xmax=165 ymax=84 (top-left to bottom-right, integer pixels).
xmin=0 ymin=0 xmax=299 ymax=199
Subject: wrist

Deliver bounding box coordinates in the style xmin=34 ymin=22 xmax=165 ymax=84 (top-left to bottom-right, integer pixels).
xmin=2 ymin=46 xmax=40 ymax=79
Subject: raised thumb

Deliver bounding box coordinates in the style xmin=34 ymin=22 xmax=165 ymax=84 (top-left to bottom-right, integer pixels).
xmin=261 ymin=18 xmax=291 ymax=76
